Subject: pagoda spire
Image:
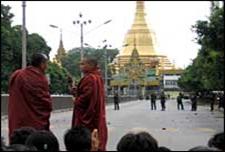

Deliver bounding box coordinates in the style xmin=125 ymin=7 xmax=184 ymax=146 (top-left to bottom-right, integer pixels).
xmin=133 ymin=1 xmax=146 ymax=25
xmin=111 ymin=0 xmax=174 ymax=73
xmin=119 ymin=1 xmax=156 ymax=57
xmin=59 ymin=29 xmax=64 ymax=51
xmin=55 ymin=29 xmax=66 ymax=66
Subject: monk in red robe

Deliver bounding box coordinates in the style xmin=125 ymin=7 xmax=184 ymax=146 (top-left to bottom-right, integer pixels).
xmin=71 ymin=58 xmax=108 ymax=151
xmin=8 ymin=53 xmax=52 ymax=143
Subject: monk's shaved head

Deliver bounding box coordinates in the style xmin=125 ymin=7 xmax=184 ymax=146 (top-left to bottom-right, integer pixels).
xmin=31 ymin=53 xmax=48 ymax=67
xmin=83 ymin=58 xmax=98 ymax=67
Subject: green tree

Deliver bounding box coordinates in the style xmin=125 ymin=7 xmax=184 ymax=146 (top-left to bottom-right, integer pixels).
xmin=61 ymin=47 xmax=119 ymax=81
xmin=61 ymin=47 xmax=81 ymax=80
xmin=1 ymin=4 xmax=50 ymax=93
xmin=178 ymin=2 xmax=224 ymax=91
xmin=46 ymin=62 xmax=69 ymax=94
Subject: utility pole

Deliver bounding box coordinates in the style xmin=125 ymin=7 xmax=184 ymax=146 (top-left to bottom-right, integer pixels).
xmin=102 ymin=40 xmax=112 ymax=97
xmin=73 ymin=13 xmax=91 ymax=77
xmin=22 ymin=1 xmax=26 ymax=68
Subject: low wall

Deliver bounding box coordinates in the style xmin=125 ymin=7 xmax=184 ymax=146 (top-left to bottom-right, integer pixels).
xmin=1 ymin=94 xmax=137 ymax=116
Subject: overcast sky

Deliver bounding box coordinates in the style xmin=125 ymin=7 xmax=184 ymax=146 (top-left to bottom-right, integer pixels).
xmin=2 ymin=1 xmax=212 ymax=68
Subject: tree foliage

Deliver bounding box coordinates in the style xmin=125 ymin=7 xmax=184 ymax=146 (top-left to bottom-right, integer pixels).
xmin=178 ymin=2 xmax=224 ymax=91
xmin=61 ymin=47 xmax=119 ymax=82
xmin=46 ymin=62 xmax=69 ymax=94
xmin=1 ymin=4 xmax=68 ymax=94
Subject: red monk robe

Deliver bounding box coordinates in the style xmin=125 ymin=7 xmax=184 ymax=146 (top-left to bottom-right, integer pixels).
xmin=72 ymin=68 xmax=108 ymax=151
xmin=8 ymin=66 xmax=52 ymax=140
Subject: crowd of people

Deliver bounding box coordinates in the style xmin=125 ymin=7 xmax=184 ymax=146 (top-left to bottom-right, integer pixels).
xmin=1 ymin=126 xmax=224 ymax=151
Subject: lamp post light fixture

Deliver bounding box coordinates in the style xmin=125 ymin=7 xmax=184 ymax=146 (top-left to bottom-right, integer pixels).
xmin=49 ymin=25 xmax=63 ymax=48
xmin=85 ymin=19 xmax=112 ymax=35
xmin=84 ymin=43 xmax=94 ymax=48
xmin=49 ymin=24 xmax=62 ymax=38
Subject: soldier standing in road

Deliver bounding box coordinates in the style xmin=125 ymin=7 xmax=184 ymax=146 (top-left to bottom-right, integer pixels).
xmin=218 ymin=93 xmax=224 ymax=110
xmin=190 ymin=92 xmax=197 ymax=111
xmin=210 ymin=92 xmax=216 ymax=111
xmin=160 ymin=91 xmax=166 ymax=111
xmin=150 ymin=92 xmax=157 ymax=110
xmin=177 ymin=92 xmax=184 ymax=110
xmin=114 ymin=92 xmax=120 ymax=110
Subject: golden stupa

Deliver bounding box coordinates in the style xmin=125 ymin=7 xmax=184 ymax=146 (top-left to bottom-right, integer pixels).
xmin=111 ymin=1 xmax=175 ymax=73
xmin=53 ymin=29 xmax=66 ymax=66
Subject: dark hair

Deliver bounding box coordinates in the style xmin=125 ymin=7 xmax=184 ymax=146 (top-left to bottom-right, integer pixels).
xmin=31 ymin=53 xmax=48 ymax=67
xmin=5 ymin=144 xmax=37 ymax=151
xmin=117 ymin=131 xmax=158 ymax=152
xmin=208 ymin=132 xmax=224 ymax=150
xmin=10 ymin=127 xmax=36 ymax=145
xmin=188 ymin=145 xmax=220 ymax=151
xmin=84 ymin=58 xmax=98 ymax=67
xmin=64 ymin=126 xmax=92 ymax=151
xmin=158 ymin=146 xmax=171 ymax=151
xmin=25 ymin=130 xmax=59 ymax=152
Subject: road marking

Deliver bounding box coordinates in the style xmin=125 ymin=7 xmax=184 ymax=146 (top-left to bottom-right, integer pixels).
xmin=193 ymin=128 xmax=215 ymax=132
xmin=164 ymin=128 xmax=178 ymax=132
xmin=125 ymin=127 xmax=151 ymax=133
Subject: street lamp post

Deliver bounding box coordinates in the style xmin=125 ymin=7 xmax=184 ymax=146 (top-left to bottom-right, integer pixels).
xmin=22 ymin=1 xmax=26 ymax=69
xmin=49 ymin=24 xmax=62 ymax=39
xmin=73 ymin=13 xmax=91 ymax=77
xmin=73 ymin=13 xmax=91 ymax=72
xmin=102 ymin=40 xmax=112 ymax=97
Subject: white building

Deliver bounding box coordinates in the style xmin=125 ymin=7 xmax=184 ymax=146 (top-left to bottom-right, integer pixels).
xmin=163 ymin=75 xmax=181 ymax=89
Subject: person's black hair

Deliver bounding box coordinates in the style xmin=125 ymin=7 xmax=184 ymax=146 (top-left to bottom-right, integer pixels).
xmin=10 ymin=127 xmax=36 ymax=145
xmin=64 ymin=126 xmax=92 ymax=151
xmin=5 ymin=144 xmax=37 ymax=151
xmin=208 ymin=132 xmax=224 ymax=150
xmin=188 ymin=145 xmax=220 ymax=151
xmin=158 ymin=146 xmax=171 ymax=151
xmin=117 ymin=133 xmax=136 ymax=152
xmin=25 ymin=130 xmax=59 ymax=152
xmin=117 ymin=131 xmax=158 ymax=152
xmin=31 ymin=53 xmax=48 ymax=67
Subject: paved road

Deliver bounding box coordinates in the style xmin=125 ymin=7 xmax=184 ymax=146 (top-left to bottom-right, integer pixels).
xmin=1 ymin=99 xmax=224 ymax=151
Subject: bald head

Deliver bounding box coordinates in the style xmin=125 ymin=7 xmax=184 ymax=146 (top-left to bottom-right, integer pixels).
xmin=83 ymin=58 xmax=98 ymax=67
xmin=31 ymin=53 xmax=48 ymax=73
xmin=80 ymin=58 xmax=99 ymax=73
xmin=31 ymin=53 xmax=48 ymax=67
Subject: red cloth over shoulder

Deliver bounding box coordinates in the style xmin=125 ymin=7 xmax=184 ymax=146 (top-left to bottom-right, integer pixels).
xmin=8 ymin=66 xmax=52 ymax=140
xmin=72 ymin=68 xmax=108 ymax=151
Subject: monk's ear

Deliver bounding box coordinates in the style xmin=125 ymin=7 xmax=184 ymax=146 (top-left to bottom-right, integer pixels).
xmin=40 ymin=62 xmax=48 ymax=72
xmin=91 ymin=129 xmax=99 ymax=151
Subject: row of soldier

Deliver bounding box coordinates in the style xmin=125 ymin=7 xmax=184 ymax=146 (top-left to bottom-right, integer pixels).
xmin=113 ymin=91 xmax=224 ymax=111
xmin=143 ymin=91 xmax=223 ymax=111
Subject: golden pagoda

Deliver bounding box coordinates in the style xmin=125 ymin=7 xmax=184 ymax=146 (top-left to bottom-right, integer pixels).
xmin=53 ymin=29 xmax=66 ymax=66
xmin=109 ymin=1 xmax=183 ymax=96
xmin=111 ymin=1 xmax=175 ymax=73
